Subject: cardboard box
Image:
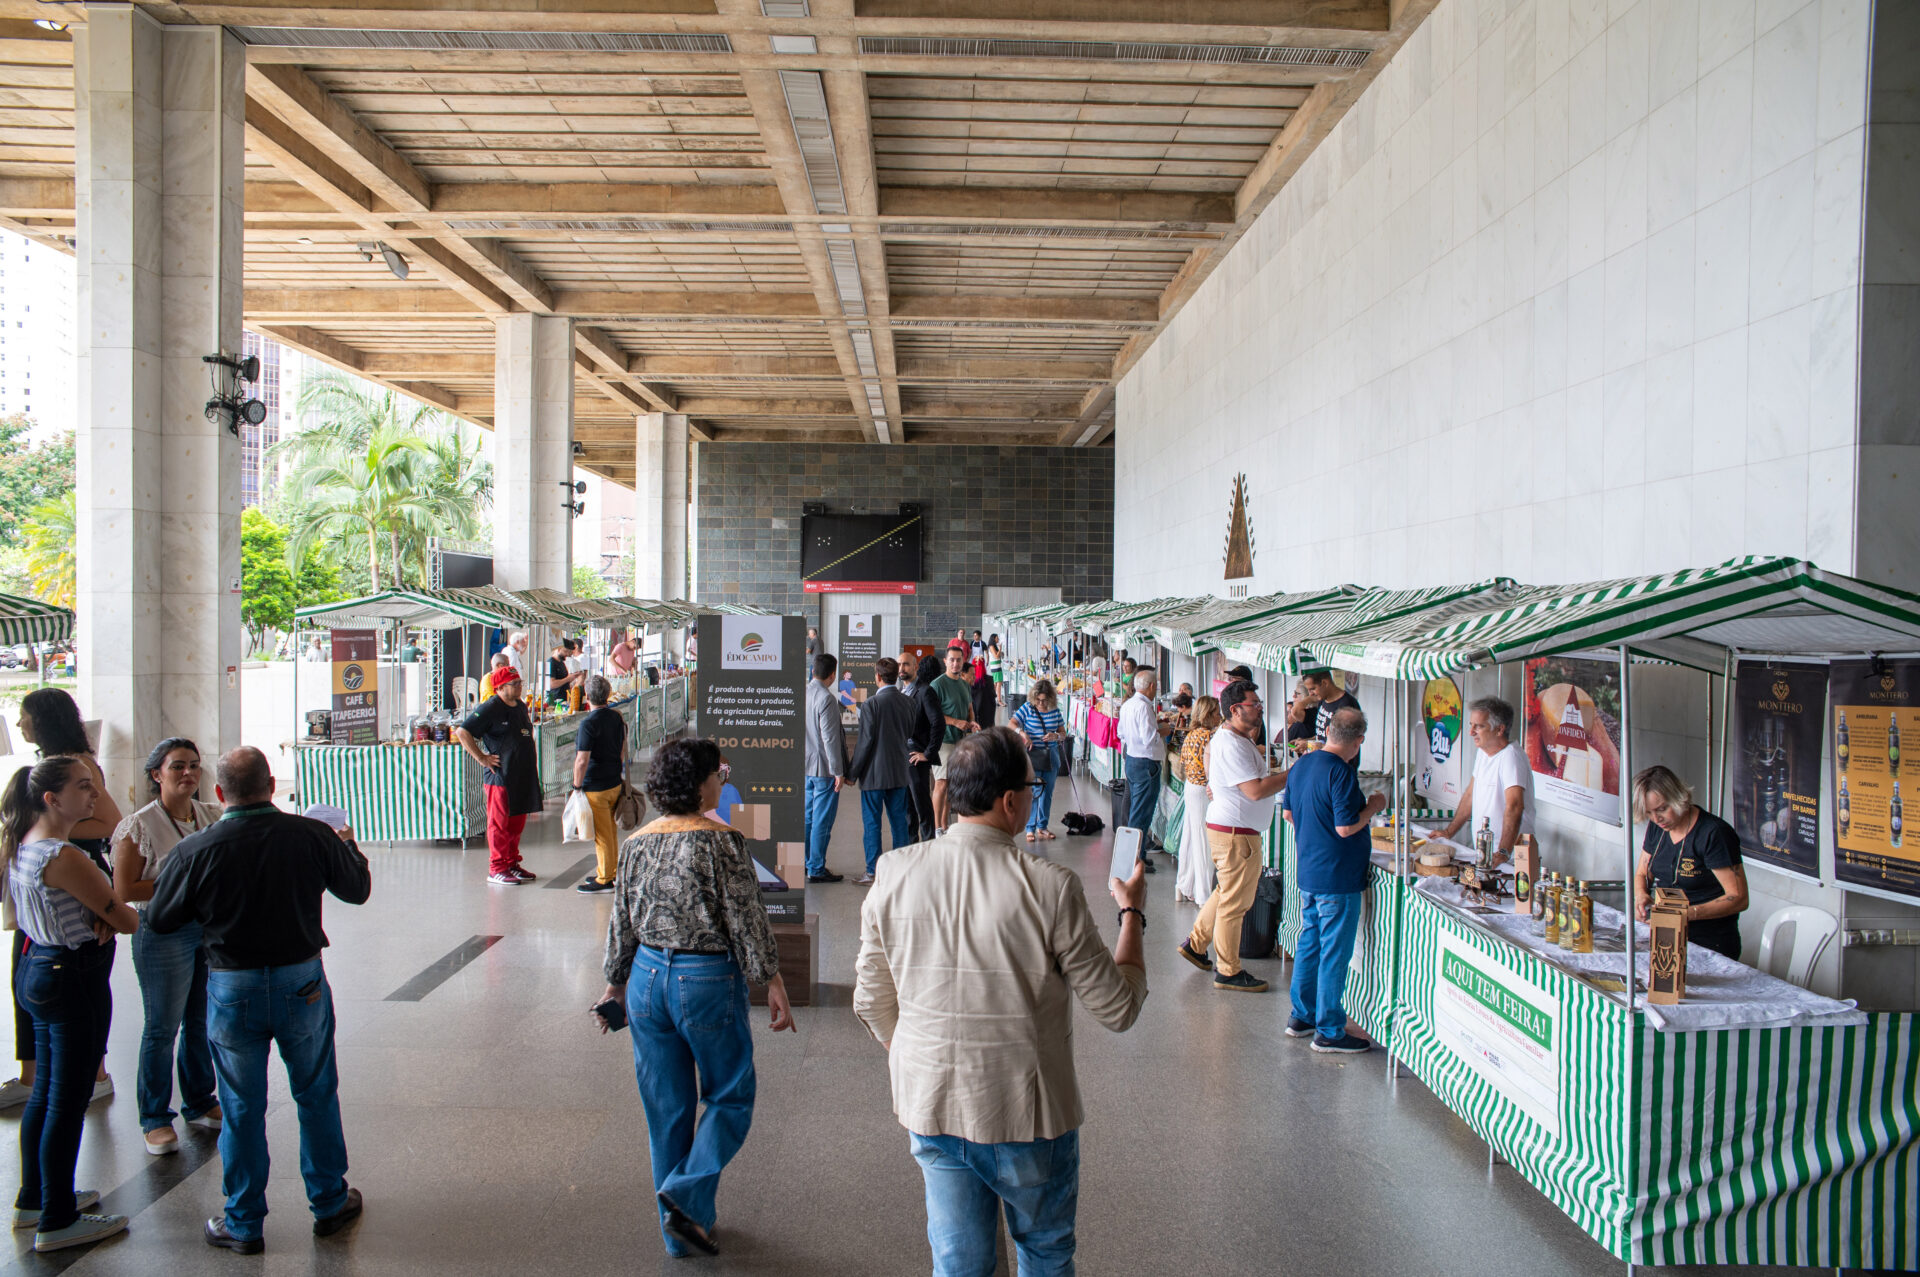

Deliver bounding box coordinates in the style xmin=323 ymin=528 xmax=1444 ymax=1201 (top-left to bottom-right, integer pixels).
xmin=751 ymin=914 xmax=818 ymax=1007
xmin=1510 ymin=835 xmax=1540 ymax=915
xmin=1647 ymin=887 xmax=1690 ymax=1004
xmin=775 ymin=841 xmax=806 ymax=888
xmin=729 ymin=802 xmax=771 ymax=841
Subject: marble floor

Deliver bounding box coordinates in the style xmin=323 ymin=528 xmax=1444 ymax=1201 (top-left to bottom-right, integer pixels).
xmin=0 ymin=768 xmax=1838 ymax=1276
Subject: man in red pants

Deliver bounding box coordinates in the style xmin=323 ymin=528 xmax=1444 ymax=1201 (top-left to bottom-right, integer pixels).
xmin=455 ymin=667 xmax=545 ymax=884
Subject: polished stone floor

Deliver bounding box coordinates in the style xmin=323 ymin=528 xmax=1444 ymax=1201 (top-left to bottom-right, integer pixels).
xmin=1 ymin=767 xmax=1828 ymax=1276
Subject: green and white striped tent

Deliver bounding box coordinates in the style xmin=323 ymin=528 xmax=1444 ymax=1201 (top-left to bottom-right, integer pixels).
xmin=1302 ymin=557 xmax=1920 ymax=679
xmin=0 ymin=591 xmax=72 ymax=645
xmin=295 ymin=587 xmax=547 ymax=631
xmin=1205 ymin=579 xmax=1530 ymax=675
xmin=1172 ymin=585 xmax=1366 ymax=656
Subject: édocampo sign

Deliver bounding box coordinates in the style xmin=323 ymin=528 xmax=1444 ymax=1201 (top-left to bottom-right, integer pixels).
xmin=1433 ymin=932 xmax=1561 ymax=1136
xmin=721 ymin=615 xmax=783 ymax=670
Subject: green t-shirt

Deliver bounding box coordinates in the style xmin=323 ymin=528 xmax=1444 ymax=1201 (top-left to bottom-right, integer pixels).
xmin=932 ymin=674 xmax=973 ymax=745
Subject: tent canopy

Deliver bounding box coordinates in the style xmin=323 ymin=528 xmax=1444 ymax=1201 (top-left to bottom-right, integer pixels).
xmin=295 ymin=587 xmax=547 ymax=631
xmin=0 ymin=591 xmax=72 ymax=645
xmin=1200 ymin=580 xmax=1527 ymax=676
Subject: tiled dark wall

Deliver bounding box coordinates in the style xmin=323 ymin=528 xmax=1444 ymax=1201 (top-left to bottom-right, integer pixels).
xmin=694 ymin=443 xmax=1114 ymax=641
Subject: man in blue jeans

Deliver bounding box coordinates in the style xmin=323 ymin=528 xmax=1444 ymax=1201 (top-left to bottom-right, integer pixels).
xmin=148 ymin=747 xmax=373 ymax=1254
xmin=855 ymin=728 xmax=1149 ymax=1276
xmin=1280 ymin=706 xmax=1383 ymax=1054
xmin=1117 ymin=669 xmax=1171 ymax=872
xmin=847 ymin=657 xmax=918 ymax=883
xmin=803 ymin=652 xmax=846 ymax=883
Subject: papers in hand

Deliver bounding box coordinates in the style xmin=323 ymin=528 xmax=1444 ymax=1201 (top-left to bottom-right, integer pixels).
xmin=303 ymin=804 xmax=350 ymax=832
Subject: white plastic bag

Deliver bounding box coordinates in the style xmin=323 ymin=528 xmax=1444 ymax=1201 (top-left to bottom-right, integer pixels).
xmin=562 ymin=788 xmax=593 ymax=843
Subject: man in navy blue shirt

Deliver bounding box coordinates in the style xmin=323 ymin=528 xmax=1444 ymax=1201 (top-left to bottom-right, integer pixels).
xmin=1280 ymin=706 xmax=1383 ymax=1053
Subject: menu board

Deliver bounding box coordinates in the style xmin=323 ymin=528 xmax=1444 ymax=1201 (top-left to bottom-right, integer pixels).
xmin=1831 ymin=660 xmax=1920 ymax=899
xmin=329 ymin=628 xmax=379 ymax=746
xmin=1523 ymin=657 xmax=1623 ymax=825
xmin=1729 ymin=662 xmax=1828 ymax=880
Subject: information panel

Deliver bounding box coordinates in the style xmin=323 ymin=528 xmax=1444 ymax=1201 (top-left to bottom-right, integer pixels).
xmin=838 ymin=613 xmax=882 ymax=702
xmin=697 ymin=614 xmax=806 ymax=872
xmin=1433 ymin=932 xmax=1561 ymax=1137
xmin=329 ymin=628 xmax=379 ymax=746
xmin=1831 ymin=660 xmax=1920 ymax=899
xmin=1522 ymin=656 xmax=1623 ymax=825
xmin=1730 ymin=661 xmax=1828 ymax=880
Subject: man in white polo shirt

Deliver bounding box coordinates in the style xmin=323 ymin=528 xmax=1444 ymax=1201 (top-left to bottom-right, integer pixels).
xmin=1437 ymin=695 xmax=1535 ymax=866
xmin=1179 ymin=677 xmax=1288 ymax=992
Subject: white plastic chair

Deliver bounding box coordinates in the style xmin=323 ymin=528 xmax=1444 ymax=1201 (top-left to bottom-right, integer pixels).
xmin=1756 ymin=906 xmax=1839 ymax=990
xmin=453 ymin=676 xmax=480 ymax=711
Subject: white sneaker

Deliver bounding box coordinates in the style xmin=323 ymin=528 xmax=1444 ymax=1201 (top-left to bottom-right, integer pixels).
xmin=186 ymin=1105 xmax=222 ymax=1131
xmin=33 ymin=1211 xmax=127 ymax=1252
xmin=0 ymin=1077 xmax=30 ymax=1110
xmin=144 ymin=1126 xmax=179 ymax=1156
xmin=89 ymin=1075 xmax=113 ymax=1104
xmin=13 ymin=1190 xmax=99 ymax=1230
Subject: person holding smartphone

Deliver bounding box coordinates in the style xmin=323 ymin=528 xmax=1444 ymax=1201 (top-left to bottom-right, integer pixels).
xmin=1011 ymin=680 xmax=1066 ymax=843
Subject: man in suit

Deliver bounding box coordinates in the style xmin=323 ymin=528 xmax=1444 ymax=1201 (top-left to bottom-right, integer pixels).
xmin=849 ymin=657 xmax=921 ymax=884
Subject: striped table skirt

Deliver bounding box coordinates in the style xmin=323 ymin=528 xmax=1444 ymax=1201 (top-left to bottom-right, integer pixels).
xmin=294 ymin=745 xmax=483 ymax=842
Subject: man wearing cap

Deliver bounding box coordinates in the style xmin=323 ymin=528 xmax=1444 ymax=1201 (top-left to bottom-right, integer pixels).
xmin=455 ymin=666 xmax=545 ymax=884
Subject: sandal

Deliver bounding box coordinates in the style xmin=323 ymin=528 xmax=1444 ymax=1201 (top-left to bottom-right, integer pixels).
xmin=1039 ymin=830 xmax=1057 ymax=841
xmin=1026 ymin=832 xmax=1037 ymax=842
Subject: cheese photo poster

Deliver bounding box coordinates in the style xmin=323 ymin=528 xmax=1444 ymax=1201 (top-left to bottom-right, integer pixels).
xmin=1522 ymin=657 xmax=1623 ymax=825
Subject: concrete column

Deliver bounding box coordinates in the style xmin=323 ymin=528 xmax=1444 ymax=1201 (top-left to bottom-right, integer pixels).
xmin=492 ymin=314 xmax=574 ymax=592
xmin=635 ymin=412 xmax=688 ymax=600
xmin=75 ymin=9 xmax=245 ymax=807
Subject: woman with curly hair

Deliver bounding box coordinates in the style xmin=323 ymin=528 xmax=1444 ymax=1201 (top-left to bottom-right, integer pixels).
xmin=593 ymin=737 xmax=795 ymax=1259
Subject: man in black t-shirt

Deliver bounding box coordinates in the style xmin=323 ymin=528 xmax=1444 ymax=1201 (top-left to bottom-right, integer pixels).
xmin=1304 ymin=668 xmax=1360 ymax=744
xmin=571 ymin=675 xmax=629 ymax=895
xmin=455 ymin=667 xmax=544 ymax=885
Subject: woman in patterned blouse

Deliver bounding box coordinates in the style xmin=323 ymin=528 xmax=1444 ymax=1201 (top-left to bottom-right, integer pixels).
xmin=1176 ymin=697 xmax=1223 ymax=903
xmin=595 ymin=737 xmax=793 ymax=1258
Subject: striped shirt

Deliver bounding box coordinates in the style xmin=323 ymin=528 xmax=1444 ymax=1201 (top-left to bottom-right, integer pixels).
xmin=7 ymin=838 xmax=104 ymax=949
xmin=1014 ymin=702 xmax=1064 ymax=742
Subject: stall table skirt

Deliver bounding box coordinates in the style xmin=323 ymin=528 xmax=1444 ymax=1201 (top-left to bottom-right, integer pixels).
xmin=295 ymin=745 xmax=482 ymax=842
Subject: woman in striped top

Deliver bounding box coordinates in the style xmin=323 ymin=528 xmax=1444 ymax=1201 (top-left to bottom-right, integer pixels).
xmin=2 ymin=758 xmax=139 ymax=1253
xmin=1012 ymin=680 xmax=1067 ymax=843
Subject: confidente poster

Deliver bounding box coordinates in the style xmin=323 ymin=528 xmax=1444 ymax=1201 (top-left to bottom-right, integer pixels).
xmin=1730 ymin=661 xmax=1828 ymax=880
xmin=1831 ymin=660 xmax=1920 ymax=899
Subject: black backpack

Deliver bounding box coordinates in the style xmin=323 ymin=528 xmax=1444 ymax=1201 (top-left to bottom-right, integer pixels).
xmin=1239 ymin=868 xmax=1285 ymax=959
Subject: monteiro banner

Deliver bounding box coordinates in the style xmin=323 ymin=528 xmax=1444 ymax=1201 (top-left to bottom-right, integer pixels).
xmin=1831 ymin=659 xmax=1920 ymax=900
xmin=1730 ymin=661 xmax=1828 ymax=881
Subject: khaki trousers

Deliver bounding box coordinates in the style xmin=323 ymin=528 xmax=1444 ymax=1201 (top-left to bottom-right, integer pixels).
xmin=587 ymin=785 xmax=623 ymax=885
xmin=1187 ymin=830 xmax=1263 ymax=976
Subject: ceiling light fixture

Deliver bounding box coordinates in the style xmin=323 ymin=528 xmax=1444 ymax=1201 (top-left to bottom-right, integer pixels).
xmin=32 ymin=19 xmax=65 ymax=31
xmin=356 ymin=241 xmax=409 ymax=279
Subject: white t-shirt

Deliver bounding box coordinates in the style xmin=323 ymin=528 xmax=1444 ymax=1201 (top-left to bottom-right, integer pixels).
xmin=1469 ymin=742 xmax=1535 ymax=851
xmin=1205 ymin=729 xmax=1277 ymax=831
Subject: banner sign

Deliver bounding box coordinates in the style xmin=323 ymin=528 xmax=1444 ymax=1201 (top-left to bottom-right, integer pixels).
xmin=1523 ymin=656 xmax=1623 ymax=825
xmin=1434 ymin=932 xmax=1561 ymax=1137
xmin=1731 ymin=661 xmax=1828 ymax=880
xmin=1415 ymin=676 xmax=1466 ymax=808
xmin=699 ymin=614 xmax=806 ymax=873
xmin=838 ymin=613 xmax=882 ymax=703
xmin=804 ymin=581 xmax=916 ymax=594
xmin=329 ymin=628 xmax=379 ymax=746
xmin=1831 ymin=660 xmax=1920 ymax=899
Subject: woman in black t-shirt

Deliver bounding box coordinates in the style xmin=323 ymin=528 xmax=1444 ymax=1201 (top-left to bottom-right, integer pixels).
xmin=1632 ymin=765 xmax=1751 ymax=961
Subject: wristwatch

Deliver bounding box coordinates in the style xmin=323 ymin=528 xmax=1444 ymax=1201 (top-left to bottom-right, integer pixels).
xmin=1118 ymin=906 xmax=1145 ymax=931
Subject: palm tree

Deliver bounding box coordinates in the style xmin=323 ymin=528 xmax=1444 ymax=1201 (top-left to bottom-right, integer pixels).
xmin=22 ymin=491 xmax=74 ymax=607
xmin=274 ymin=370 xmax=494 ymax=591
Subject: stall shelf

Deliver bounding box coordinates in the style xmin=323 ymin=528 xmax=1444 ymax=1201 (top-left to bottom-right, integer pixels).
xmin=294 ymin=743 xmax=481 ymax=842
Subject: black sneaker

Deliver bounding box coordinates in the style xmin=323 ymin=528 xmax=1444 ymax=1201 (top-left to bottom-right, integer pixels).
xmin=1176 ymin=941 xmax=1213 ymax=972
xmin=574 ymin=879 xmax=614 ymax=894
xmin=1284 ymin=1016 xmax=1315 ymax=1038
xmin=205 ymin=1218 xmax=264 ymax=1254
xmin=1140 ymin=858 xmax=1157 ymax=874
xmin=1213 ymin=970 xmax=1268 ymax=993
xmin=313 ymin=1187 xmax=362 ymax=1237
xmin=806 ymin=871 xmax=844 ymax=884
xmin=1311 ymin=1032 xmax=1372 ymax=1054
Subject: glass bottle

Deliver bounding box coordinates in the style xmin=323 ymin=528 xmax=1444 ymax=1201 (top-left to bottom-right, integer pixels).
xmin=1571 ymin=881 xmax=1594 ymax=954
xmin=1474 ymin=816 xmax=1493 ymax=863
xmin=1555 ymin=876 xmax=1574 ymax=949
xmin=1543 ymin=872 xmax=1562 ymax=945
xmin=1890 ymin=714 xmax=1901 ymax=777
xmin=1838 ymin=778 xmax=1852 ymax=838
xmin=1893 ymin=782 xmax=1904 ymax=849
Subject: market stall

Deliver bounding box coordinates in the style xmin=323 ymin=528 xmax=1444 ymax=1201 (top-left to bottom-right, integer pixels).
xmin=0 ymin=589 xmax=72 ymax=645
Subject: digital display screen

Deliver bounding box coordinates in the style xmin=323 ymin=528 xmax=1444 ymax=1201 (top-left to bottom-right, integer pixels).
xmin=800 ymin=510 xmax=923 ymax=585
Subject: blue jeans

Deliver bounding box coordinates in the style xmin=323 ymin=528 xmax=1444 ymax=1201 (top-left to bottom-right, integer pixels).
xmin=13 ymin=940 xmax=114 ymax=1232
xmin=625 ymin=948 xmax=756 ymax=1257
xmin=1289 ymin=890 xmax=1365 ymax=1040
xmin=860 ymin=786 xmax=911 ymax=874
xmin=1028 ymin=769 xmax=1057 ymax=833
xmin=803 ymin=776 xmax=839 ymax=876
xmin=132 ymin=916 xmax=217 ymax=1132
xmin=1125 ymin=756 xmax=1159 ymax=851
xmin=911 ymin=1129 xmax=1079 ymax=1277
xmin=205 ymin=959 xmax=351 ymax=1240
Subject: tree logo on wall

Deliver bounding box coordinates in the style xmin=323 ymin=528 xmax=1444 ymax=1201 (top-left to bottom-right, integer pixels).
xmin=1222 ymin=473 xmax=1256 ymax=580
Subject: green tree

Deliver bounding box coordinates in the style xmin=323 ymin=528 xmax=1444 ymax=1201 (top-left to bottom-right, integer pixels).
xmin=21 ymin=491 xmax=75 ymax=607
xmin=240 ymin=507 xmax=342 ymax=653
xmin=0 ymin=418 xmax=75 ymax=549
xmin=572 ymin=563 xmax=611 ymax=600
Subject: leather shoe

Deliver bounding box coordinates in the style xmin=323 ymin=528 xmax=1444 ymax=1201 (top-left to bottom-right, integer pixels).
xmin=313 ymin=1187 xmax=363 ymax=1238
xmin=205 ymin=1218 xmax=264 ymax=1254
xmin=806 ymin=871 xmax=844 ymax=883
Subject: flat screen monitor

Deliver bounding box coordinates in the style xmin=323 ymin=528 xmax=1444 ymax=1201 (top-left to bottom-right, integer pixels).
xmin=799 ymin=508 xmax=923 ymax=585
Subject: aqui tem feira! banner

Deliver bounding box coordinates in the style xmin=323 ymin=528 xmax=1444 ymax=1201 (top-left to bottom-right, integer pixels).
xmin=1415 ymin=676 xmax=1465 ymax=808
xmin=1831 ymin=659 xmax=1920 ymax=900
xmin=1523 ymin=656 xmax=1623 ymax=826
xmin=699 ymin=615 xmax=806 ymax=872
xmin=329 ymin=628 xmax=378 ymax=746
xmin=1432 ymin=932 xmax=1560 ymax=1137
xmin=1731 ymin=661 xmax=1828 ymax=881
